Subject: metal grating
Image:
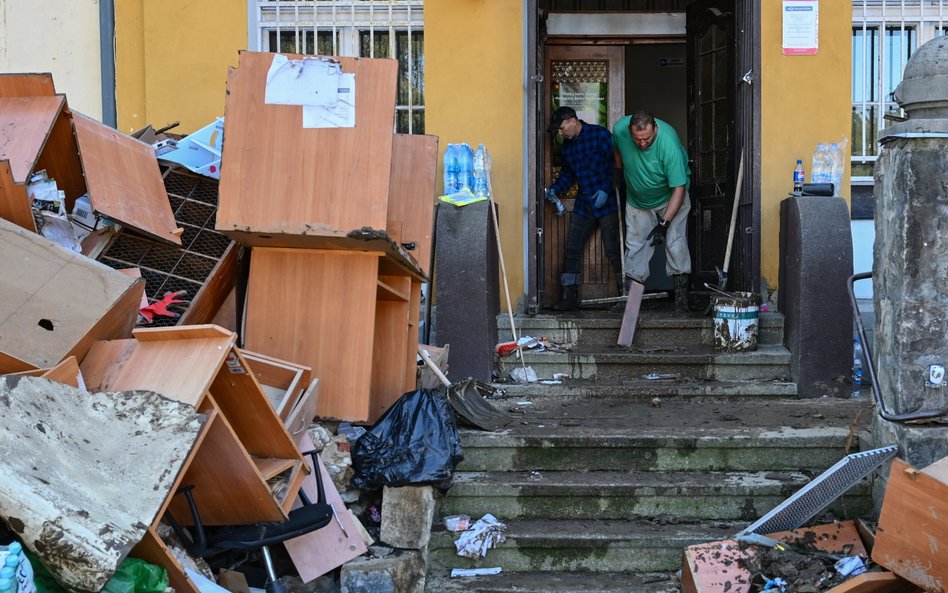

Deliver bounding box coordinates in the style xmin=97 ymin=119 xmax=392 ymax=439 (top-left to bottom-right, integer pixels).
xmin=98 ymin=168 xmax=234 ymax=323
xmin=741 ymin=445 xmax=898 ymax=536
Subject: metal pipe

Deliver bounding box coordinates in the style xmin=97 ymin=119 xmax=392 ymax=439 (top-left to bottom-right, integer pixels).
xmin=848 ymin=272 xmax=948 ymax=422
xmin=98 ymin=0 xmax=117 ymax=127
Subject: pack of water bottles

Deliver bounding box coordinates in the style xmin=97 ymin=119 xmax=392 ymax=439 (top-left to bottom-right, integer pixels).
xmin=441 ymin=143 xmax=491 ymax=206
xmin=810 ymin=139 xmax=848 ymax=196
xmin=0 ymin=542 xmax=36 ymax=593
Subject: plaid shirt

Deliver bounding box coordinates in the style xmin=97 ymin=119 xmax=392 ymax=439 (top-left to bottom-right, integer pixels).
xmin=550 ymin=121 xmax=617 ymax=219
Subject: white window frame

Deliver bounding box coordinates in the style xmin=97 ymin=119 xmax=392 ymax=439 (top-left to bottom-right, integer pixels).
xmin=851 ymin=1 xmax=946 ymax=184
xmin=248 ymin=1 xmax=425 ymax=133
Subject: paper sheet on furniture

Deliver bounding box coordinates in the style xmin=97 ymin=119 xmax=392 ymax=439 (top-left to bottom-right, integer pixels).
xmin=303 ymin=73 xmax=356 ymax=128
xmin=264 ymin=54 xmax=342 ymax=107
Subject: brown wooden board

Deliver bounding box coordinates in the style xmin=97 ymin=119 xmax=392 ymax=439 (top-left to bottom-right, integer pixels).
xmin=284 ymin=378 xmax=319 ymax=441
xmin=824 ymin=572 xmax=916 ymax=593
xmin=0 ymin=216 xmax=142 ymax=368
xmin=387 ymin=134 xmax=439 ymax=276
xmin=873 ymin=458 xmax=948 ymax=593
xmin=370 ymin=298 xmax=410 ymax=421
xmin=0 ymin=73 xmax=56 ymax=97
xmin=35 ymin=108 xmax=88 ymax=205
xmin=8 ymin=356 xmax=82 ymax=388
xmin=131 ymin=528 xmax=199 ymax=593
xmin=245 ymin=248 xmax=379 ymax=421
xmin=405 ymin=281 xmax=422 ymax=392
xmin=0 ymin=159 xmax=34 ymax=231
xmin=217 ymin=51 xmax=397 ymax=240
xmin=71 ymin=112 xmax=181 ymax=245
xmin=0 ymin=95 xmax=65 ymax=182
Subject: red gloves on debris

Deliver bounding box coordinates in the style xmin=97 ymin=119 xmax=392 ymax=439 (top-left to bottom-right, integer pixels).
xmin=139 ymin=291 xmax=189 ymax=323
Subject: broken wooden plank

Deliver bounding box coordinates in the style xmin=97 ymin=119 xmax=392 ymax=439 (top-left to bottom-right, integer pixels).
xmin=0 ymin=216 xmax=143 ymax=368
xmin=216 ymin=51 xmax=397 ymax=245
xmin=873 ymin=458 xmax=948 ymax=593
xmin=0 ymin=95 xmax=65 ymax=182
xmin=824 ymin=571 xmax=916 ymax=593
xmin=0 ymin=375 xmax=203 ymax=593
xmin=0 ymin=159 xmax=34 ymax=232
xmin=72 ymin=111 xmax=181 ymax=245
xmin=0 ymin=73 xmax=56 ymax=97
xmin=387 ymin=134 xmax=439 ymax=276
xmin=7 ymin=356 xmax=82 ymax=388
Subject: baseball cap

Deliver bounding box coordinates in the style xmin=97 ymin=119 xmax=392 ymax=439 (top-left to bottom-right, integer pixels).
xmin=548 ymin=106 xmax=577 ymax=133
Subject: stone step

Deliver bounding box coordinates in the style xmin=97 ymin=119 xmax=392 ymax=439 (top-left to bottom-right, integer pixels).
xmin=426 ymin=570 xmax=679 ymax=593
xmin=428 ymin=519 xmax=744 ymax=574
xmin=499 ymin=311 xmax=784 ymax=347
xmin=496 ymin=343 xmax=791 ymax=382
xmin=492 ymin=378 xmax=799 ymax=399
xmin=438 ymin=469 xmax=872 ymax=522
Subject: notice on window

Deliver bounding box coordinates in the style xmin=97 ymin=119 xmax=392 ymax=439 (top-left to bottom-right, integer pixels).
xmin=782 ymin=0 xmax=819 ymax=55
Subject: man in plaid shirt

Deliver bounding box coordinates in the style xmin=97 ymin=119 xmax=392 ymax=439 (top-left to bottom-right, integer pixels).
xmin=546 ymin=106 xmax=623 ymax=311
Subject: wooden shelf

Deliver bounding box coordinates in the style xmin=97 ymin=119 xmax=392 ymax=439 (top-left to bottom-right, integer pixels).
xmin=253 ymin=456 xmax=297 ymax=480
xmin=377 ymin=278 xmax=409 ymax=302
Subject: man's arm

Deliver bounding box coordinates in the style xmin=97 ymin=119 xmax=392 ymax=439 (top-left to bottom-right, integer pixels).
xmin=662 ymin=185 xmax=686 ymax=222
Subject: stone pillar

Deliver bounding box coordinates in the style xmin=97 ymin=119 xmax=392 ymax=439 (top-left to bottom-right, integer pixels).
xmin=433 ymin=201 xmax=500 ymax=382
xmin=870 ymin=37 xmax=948 ymax=470
xmin=778 ymin=196 xmax=853 ymax=397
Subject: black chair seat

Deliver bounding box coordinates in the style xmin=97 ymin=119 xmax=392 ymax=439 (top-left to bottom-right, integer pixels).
xmin=205 ymin=502 xmax=335 ymax=553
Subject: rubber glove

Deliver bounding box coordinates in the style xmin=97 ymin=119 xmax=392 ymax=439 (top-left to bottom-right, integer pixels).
xmin=646 ymin=213 xmax=669 ymax=246
xmin=544 ymin=188 xmax=566 ymax=216
xmin=591 ymin=189 xmax=608 ymax=209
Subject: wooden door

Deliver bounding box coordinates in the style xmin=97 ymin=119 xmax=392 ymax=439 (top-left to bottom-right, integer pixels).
xmin=542 ymin=45 xmax=624 ymax=307
xmin=686 ymin=0 xmax=737 ymax=289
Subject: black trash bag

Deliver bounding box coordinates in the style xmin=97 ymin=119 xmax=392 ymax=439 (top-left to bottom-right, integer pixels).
xmin=351 ymin=388 xmax=463 ymax=490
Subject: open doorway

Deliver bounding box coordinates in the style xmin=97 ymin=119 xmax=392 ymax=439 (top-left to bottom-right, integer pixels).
xmin=533 ymin=1 xmax=757 ymax=311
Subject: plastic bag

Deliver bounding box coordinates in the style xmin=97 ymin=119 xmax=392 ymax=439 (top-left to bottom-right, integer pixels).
xmin=351 ymin=388 xmax=463 ymax=490
xmin=811 ymin=138 xmax=848 ymax=196
xmin=102 ymin=558 xmax=168 ymax=593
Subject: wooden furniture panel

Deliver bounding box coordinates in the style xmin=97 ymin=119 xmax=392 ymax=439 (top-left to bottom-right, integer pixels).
xmin=33 ymin=107 xmax=86 ymax=203
xmin=0 ymin=159 xmax=34 ymax=231
xmin=370 ymin=298 xmax=410 ymax=418
xmin=0 ymin=216 xmax=142 ymax=368
xmin=217 ymin=51 xmax=397 ymax=241
xmin=284 ymin=378 xmax=320 ymax=441
xmin=131 ymin=529 xmax=199 ymax=593
xmin=404 ymin=281 xmax=422 ymax=392
xmin=242 ymin=350 xmax=311 ymax=421
xmin=0 ymin=96 xmax=64 ymax=182
xmin=873 ymin=458 xmax=948 ymax=593
xmin=245 ymin=248 xmax=380 ymax=421
xmin=72 ymin=112 xmax=181 ymax=245
xmin=0 ymin=74 xmax=56 ymax=97
xmin=823 ymin=572 xmax=915 ymax=593
xmin=177 ymin=242 xmax=240 ymax=325
xmin=8 ymin=356 xmax=82 ymax=388
xmin=387 ymin=134 xmax=439 ymax=276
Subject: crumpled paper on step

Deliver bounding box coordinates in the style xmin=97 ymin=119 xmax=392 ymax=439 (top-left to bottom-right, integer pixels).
xmin=454 ymin=513 xmax=507 ymax=559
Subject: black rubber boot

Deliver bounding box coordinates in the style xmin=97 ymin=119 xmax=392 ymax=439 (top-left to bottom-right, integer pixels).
xmin=551 ymin=284 xmax=579 ymax=311
xmin=673 ymin=274 xmax=690 ymax=313
xmin=615 ymin=273 xmax=625 ymax=296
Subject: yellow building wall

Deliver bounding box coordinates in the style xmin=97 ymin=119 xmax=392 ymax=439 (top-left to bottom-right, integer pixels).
xmin=115 ymin=0 xmax=247 ymax=134
xmin=760 ymin=1 xmax=851 ymax=292
xmin=425 ymin=0 xmax=526 ymax=309
xmin=0 ymin=0 xmax=102 ymax=119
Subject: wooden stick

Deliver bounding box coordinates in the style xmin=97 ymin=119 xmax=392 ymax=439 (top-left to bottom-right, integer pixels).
xmin=615 ymin=182 xmax=626 ymax=290
xmin=722 ymin=151 xmax=745 ymax=283
xmin=418 ymin=345 xmax=451 ymax=387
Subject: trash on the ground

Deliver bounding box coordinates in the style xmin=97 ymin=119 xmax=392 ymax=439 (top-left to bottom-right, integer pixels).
xmin=496 ymin=336 xmax=569 ymax=357
xmin=444 ymin=515 xmax=471 ymax=532
xmin=510 ymin=366 xmax=538 ymax=383
xmin=762 ymin=577 xmax=786 ymax=592
xmin=539 ymin=379 xmax=561 ymax=385
xmin=643 ymin=373 xmax=679 ymax=381
xmin=833 ymin=556 xmax=866 ymax=577
xmin=454 ymin=514 xmax=507 ymax=559
xmin=447 ymin=378 xmax=513 ymax=431
xmin=516 ymin=401 xmax=533 ymax=406
xmin=154 ymin=117 xmax=224 ymax=179
xmin=351 ymin=389 xmax=463 ymax=490
xmin=651 ymin=397 xmax=663 ymax=408
xmin=450 ymin=567 xmax=502 ymax=577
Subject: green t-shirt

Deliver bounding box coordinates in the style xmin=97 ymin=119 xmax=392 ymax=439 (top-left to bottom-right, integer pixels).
xmin=612 ymin=116 xmax=691 ymax=209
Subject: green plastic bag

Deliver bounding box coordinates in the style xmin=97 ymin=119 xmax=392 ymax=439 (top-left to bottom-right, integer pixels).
xmin=103 ymin=558 xmax=168 ymax=593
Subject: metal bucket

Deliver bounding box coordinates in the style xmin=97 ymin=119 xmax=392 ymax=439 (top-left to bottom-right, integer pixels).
xmin=711 ymin=291 xmax=761 ymax=352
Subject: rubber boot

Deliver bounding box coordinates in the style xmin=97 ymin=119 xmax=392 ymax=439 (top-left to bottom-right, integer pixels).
xmin=615 ymin=273 xmax=625 ymax=296
xmin=673 ymin=274 xmax=690 ymax=313
xmin=612 ymin=275 xmax=635 ymax=311
xmin=551 ymin=284 xmax=579 ymax=311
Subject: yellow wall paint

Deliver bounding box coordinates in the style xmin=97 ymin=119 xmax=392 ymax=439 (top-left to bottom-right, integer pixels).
xmin=116 ymin=0 xmax=246 ymax=134
xmin=760 ymin=1 xmax=851 ymax=292
xmin=425 ymin=0 xmax=525 ymax=308
xmin=0 ymin=0 xmax=102 ymax=119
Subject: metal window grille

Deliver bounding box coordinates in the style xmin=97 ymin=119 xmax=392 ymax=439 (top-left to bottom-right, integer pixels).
xmin=253 ymin=1 xmax=425 ymax=134
xmin=852 ymin=1 xmax=947 ymax=183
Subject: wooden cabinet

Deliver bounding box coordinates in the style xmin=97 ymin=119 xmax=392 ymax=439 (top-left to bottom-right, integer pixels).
xmin=80 ymin=325 xmax=307 ymax=593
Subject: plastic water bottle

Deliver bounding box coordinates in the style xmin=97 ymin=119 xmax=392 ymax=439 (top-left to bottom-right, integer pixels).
xmin=852 ymin=338 xmax=864 ymax=387
xmin=457 ymin=144 xmax=475 ymax=191
xmin=473 ymin=144 xmax=490 ymax=199
xmin=829 ymin=142 xmax=842 ymax=194
xmin=443 ymin=145 xmax=460 ymax=195
xmin=1 ymin=543 xmax=33 ymax=593
xmin=793 ymin=159 xmax=804 ymax=193
xmin=0 ymin=576 xmax=13 ymax=593
xmin=811 ymin=143 xmax=833 ymax=185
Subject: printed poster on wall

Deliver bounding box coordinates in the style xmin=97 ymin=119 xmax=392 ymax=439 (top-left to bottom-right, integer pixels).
xmin=782 ymin=0 xmax=819 ymax=55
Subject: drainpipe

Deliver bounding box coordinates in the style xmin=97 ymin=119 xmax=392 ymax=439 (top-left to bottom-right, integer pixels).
xmin=99 ymin=0 xmax=117 ymax=127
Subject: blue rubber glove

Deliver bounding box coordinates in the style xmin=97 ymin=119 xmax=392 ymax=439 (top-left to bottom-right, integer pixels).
xmin=591 ymin=189 xmax=608 ymax=209
xmin=544 ymin=188 xmax=566 ymax=216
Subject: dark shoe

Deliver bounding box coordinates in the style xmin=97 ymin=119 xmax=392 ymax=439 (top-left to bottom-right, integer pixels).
xmin=673 ymin=274 xmax=689 ymax=313
xmin=615 ymin=273 xmax=625 ymax=296
xmin=552 ymin=284 xmax=579 ymax=311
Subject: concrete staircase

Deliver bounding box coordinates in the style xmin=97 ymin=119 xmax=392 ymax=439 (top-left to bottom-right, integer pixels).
xmin=425 ymin=308 xmax=872 ymax=593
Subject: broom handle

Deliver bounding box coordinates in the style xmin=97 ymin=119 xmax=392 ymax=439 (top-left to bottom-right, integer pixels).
xmin=722 ymin=152 xmax=745 ymax=277
xmin=418 ymin=346 xmax=451 ymax=387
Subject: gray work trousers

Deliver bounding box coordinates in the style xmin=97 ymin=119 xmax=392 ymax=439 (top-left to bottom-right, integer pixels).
xmin=624 ymin=191 xmax=692 ymax=283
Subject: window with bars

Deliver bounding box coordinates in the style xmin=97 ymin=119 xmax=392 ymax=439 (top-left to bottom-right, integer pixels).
xmin=851 ymin=1 xmax=947 ymax=182
xmin=252 ymin=1 xmax=425 ymax=134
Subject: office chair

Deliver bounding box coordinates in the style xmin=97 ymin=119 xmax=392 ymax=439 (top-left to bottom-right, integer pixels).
xmin=165 ymin=450 xmax=335 ymax=593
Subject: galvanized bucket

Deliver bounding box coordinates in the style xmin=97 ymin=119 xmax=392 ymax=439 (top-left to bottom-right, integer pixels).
xmin=711 ymin=291 xmax=761 ymax=353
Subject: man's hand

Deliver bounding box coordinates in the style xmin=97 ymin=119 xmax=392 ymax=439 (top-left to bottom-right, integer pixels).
xmin=591 ymin=189 xmax=608 ymax=209
xmin=544 ymin=188 xmax=566 ymax=216
xmin=647 ymin=214 xmax=669 ymax=246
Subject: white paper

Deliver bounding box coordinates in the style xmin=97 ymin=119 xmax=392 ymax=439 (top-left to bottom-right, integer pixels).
xmin=265 ymin=54 xmax=342 ymax=107
xmin=185 ymin=569 xmax=233 ymax=593
xmin=782 ymin=0 xmax=819 ymax=55
xmin=303 ymin=73 xmax=356 ymax=128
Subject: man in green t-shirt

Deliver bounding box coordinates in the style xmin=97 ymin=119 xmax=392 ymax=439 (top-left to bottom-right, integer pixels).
xmin=612 ymin=111 xmax=692 ymax=312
